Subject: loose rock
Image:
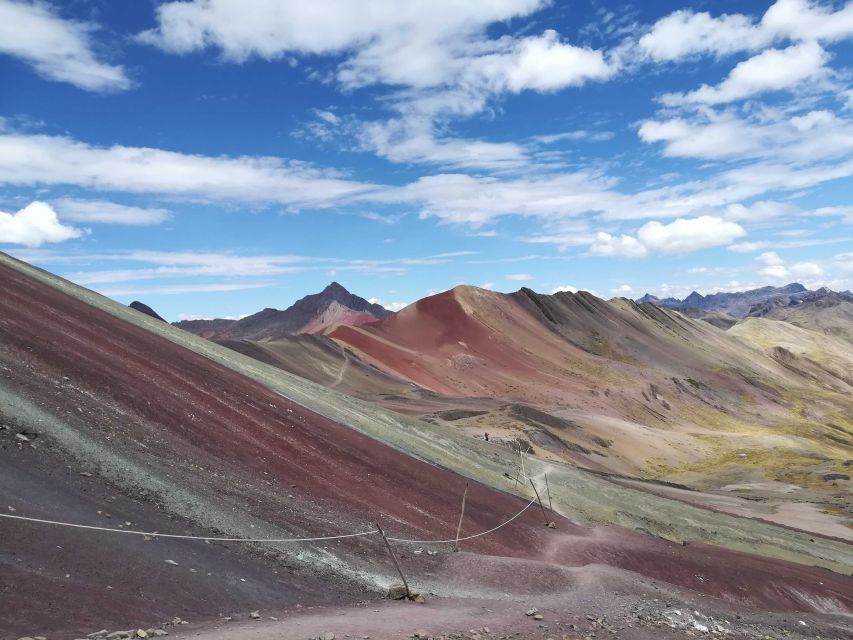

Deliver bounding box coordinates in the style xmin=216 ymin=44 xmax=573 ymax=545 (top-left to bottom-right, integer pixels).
xmin=387 ymin=583 xmax=407 ymax=600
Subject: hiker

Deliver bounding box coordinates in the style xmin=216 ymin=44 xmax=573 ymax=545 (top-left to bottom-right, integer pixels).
xmin=484 ymin=432 xmax=489 ymax=441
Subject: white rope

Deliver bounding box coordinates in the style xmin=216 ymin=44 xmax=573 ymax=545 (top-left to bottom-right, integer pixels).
xmin=0 ymin=513 xmax=376 ymax=542
xmin=387 ymin=497 xmax=537 ymax=544
xmin=0 ymin=496 xmax=538 ymax=545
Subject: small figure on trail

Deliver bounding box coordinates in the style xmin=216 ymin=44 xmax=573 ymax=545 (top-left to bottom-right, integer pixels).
xmin=484 ymin=432 xmax=489 ymax=441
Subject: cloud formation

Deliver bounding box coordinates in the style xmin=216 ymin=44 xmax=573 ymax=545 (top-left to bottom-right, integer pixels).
xmin=0 ymin=133 xmax=383 ymax=207
xmin=661 ymin=42 xmax=829 ymax=106
xmin=639 ymin=0 xmax=853 ymax=62
xmin=0 ymin=201 xmax=83 ymax=247
xmin=590 ymin=216 xmax=746 ymax=258
xmin=52 ymin=198 xmax=172 ymax=225
xmin=0 ymin=0 xmax=129 ymax=91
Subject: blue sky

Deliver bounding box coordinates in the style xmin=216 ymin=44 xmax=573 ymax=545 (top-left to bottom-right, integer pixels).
xmin=1 ymin=0 xmax=852 ymax=321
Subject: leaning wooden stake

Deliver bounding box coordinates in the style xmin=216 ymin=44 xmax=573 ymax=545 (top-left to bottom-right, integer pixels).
xmin=454 ymin=483 xmax=469 ymax=552
xmin=376 ymin=523 xmax=411 ymax=599
xmin=529 ymin=478 xmax=550 ymax=525
xmin=544 ymin=473 xmax=553 ymax=511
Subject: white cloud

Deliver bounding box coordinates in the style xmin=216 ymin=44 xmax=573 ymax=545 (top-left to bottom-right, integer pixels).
xmin=791 ymin=261 xmax=824 ymax=278
xmin=724 ymin=200 xmax=799 ymax=221
xmin=611 ymin=284 xmax=634 ymax=295
xmin=469 ymin=29 xmax=616 ymax=93
xmin=387 ymin=301 xmax=408 ymax=312
xmin=141 ymin=1 xmax=618 ymax=172
xmin=0 ymin=133 xmax=383 ymax=207
xmin=639 ymin=0 xmax=853 ymax=62
xmin=397 ymin=171 xmax=620 ymax=225
xmin=359 ymin=117 xmax=528 ymax=170
xmin=0 ymin=0 xmax=129 ymax=91
xmin=532 ymin=130 xmax=614 ymax=144
xmin=52 ymin=198 xmax=171 ymax=225
xmin=638 ymin=109 xmax=853 ymax=163
xmin=836 ymin=252 xmax=853 ymax=274
xmin=638 ymin=216 xmax=746 ymax=253
xmin=757 ymin=251 xmax=785 ymax=266
xmin=638 ymin=116 xmax=765 ymax=160
xmin=141 ymin=2 xmax=615 ymax=95
xmin=757 ymin=252 xmax=826 ymax=282
xmin=368 ymin=296 xmax=408 ymax=311
xmin=479 ymin=281 xmax=495 ymax=290
xmin=505 ymin=273 xmax=533 ymax=281
xmin=60 ymin=249 xmax=476 ymax=286
xmin=729 ymin=241 xmax=770 ymax=253
xmin=661 ymin=42 xmax=829 ymax=106
xmin=551 ymin=284 xmax=578 ymax=294
xmin=591 ymin=216 xmax=746 ymax=258
xmin=638 ymin=10 xmax=763 ymax=62
xmin=590 ymin=232 xmax=648 ymax=258
xmin=66 ymin=252 xmax=313 ymax=285
xmin=0 ymin=201 xmax=83 ymax=247
xmin=760 ymin=264 xmax=790 ymax=279
xmin=99 ymin=282 xmax=274 ymax=296
xmin=790 ymin=109 xmax=839 ymax=131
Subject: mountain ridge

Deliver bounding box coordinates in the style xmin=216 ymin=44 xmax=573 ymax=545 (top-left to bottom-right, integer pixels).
xmin=636 ymin=283 xmax=811 ymax=317
xmin=173 ymin=281 xmax=390 ymax=339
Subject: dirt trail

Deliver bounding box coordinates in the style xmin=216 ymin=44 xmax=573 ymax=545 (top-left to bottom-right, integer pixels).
xmin=127 ymin=588 xmax=853 ymax=640
xmin=329 ymin=344 xmax=351 ymax=389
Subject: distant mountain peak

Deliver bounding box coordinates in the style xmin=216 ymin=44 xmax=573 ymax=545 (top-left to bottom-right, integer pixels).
xmin=636 ymin=283 xmax=822 ymax=318
xmin=323 ymin=281 xmax=348 ymax=294
xmin=175 ymin=281 xmax=391 ymax=340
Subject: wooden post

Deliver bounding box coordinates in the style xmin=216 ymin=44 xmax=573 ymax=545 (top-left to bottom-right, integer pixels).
xmin=544 ymin=473 xmax=553 ymax=511
xmin=528 ymin=478 xmax=550 ymax=525
xmin=454 ymin=483 xmax=469 ymax=552
xmin=375 ymin=523 xmax=411 ymax=599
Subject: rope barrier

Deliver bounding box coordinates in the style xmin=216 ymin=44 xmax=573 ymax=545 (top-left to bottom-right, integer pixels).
xmin=0 ymin=513 xmax=376 ymax=542
xmin=387 ymin=497 xmax=536 ymax=544
xmin=0 ymin=496 xmax=538 ymax=545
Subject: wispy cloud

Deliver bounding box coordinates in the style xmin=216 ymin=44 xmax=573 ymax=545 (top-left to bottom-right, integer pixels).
xmin=98 ymin=282 xmax=275 ymax=296
xmin=53 ymin=198 xmax=171 ymax=226
xmin=0 ymin=0 xmax=130 ymax=91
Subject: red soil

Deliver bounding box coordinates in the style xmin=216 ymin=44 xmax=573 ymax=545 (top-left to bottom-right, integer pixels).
xmin=1 ymin=262 xmax=852 ymax=636
xmin=329 ymin=288 xmax=567 ymax=399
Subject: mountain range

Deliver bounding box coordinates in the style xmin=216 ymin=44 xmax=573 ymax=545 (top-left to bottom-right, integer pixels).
xmin=173 ymin=281 xmax=390 ymax=339
xmin=153 ymin=278 xmax=853 ymax=512
xmin=2 ymin=251 xmax=852 ymax=639
xmin=636 ymin=283 xmax=814 ymax=317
